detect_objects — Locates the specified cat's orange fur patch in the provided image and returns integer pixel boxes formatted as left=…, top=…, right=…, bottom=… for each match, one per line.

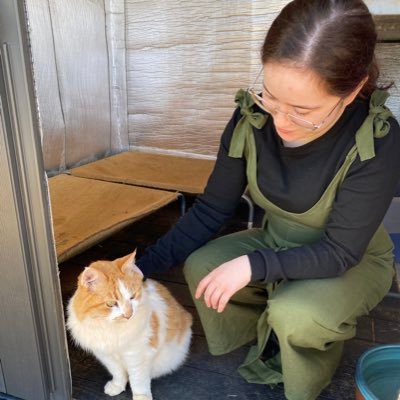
left=149, top=312, right=159, bottom=348
left=154, top=282, right=193, bottom=344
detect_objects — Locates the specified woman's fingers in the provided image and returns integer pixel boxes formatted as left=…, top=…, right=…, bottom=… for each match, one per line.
left=195, top=274, right=211, bottom=300
left=217, top=292, right=231, bottom=313
left=195, top=272, right=224, bottom=309
left=194, top=255, right=252, bottom=312
left=198, top=277, right=231, bottom=311
left=203, top=281, right=219, bottom=308
left=209, top=286, right=224, bottom=310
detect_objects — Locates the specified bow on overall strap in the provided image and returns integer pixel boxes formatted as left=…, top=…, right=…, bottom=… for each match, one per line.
left=355, top=89, right=393, bottom=161
left=228, top=89, right=268, bottom=158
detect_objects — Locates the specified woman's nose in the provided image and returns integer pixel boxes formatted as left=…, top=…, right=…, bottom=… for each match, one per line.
left=272, top=108, right=293, bottom=127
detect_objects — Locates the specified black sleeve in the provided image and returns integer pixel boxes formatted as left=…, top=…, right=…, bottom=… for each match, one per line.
left=249, top=118, right=400, bottom=282
left=136, top=107, right=248, bottom=277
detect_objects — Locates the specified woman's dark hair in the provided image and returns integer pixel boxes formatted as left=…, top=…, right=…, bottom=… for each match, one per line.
left=261, top=0, right=390, bottom=98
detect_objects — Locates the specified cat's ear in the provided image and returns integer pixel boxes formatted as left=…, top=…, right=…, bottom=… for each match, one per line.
left=121, top=250, right=143, bottom=278
left=80, top=267, right=105, bottom=291
left=115, top=249, right=137, bottom=268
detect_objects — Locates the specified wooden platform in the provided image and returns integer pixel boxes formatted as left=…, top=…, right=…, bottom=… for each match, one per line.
left=49, top=174, right=177, bottom=262
left=70, top=151, right=216, bottom=194
left=59, top=199, right=400, bottom=400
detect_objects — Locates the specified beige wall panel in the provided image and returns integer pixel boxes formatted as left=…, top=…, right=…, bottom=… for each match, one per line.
left=105, top=0, right=129, bottom=153
left=377, top=43, right=400, bottom=120
left=365, top=0, right=400, bottom=14
left=48, top=0, right=112, bottom=168
left=25, top=0, right=66, bottom=173
left=126, top=0, right=286, bottom=157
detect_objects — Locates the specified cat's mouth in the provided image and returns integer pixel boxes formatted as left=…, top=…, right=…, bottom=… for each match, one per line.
left=115, top=314, right=134, bottom=321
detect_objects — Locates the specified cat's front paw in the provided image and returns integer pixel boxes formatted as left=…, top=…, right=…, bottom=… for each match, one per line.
left=132, top=395, right=152, bottom=400
left=104, top=379, right=126, bottom=396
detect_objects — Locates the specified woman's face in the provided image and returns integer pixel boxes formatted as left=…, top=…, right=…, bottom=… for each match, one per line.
left=262, top=62, right=349, bottom=147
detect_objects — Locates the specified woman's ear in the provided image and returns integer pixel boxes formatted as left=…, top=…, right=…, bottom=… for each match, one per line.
left=343, top=76, right=369, bottom=106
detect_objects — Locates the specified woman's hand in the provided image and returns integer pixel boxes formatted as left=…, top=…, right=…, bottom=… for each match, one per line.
left=195, top=255, right=251, bottom=313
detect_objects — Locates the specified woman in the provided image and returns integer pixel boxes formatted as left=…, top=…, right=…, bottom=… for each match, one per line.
left=137, top=1, right=400, bottom=398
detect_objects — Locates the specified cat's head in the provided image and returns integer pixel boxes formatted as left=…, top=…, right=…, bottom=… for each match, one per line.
left=72, top=250, right=144, bottom=321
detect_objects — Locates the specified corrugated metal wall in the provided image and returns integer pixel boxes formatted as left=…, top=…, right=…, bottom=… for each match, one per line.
left=377, top=43, right=400, bottom=117
left=125, top=0, right=400, bottom=158
left=26, top=0, right=128, bottom=174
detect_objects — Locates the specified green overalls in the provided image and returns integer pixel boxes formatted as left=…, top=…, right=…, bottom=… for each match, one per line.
left=183, top=90, right=395, bottom=400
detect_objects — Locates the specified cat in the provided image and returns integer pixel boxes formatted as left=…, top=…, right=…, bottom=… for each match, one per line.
left=67, top=250, right=193, bottom=400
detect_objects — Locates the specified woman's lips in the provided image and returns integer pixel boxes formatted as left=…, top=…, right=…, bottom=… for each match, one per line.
left=276, top=127, right=294, bottom=135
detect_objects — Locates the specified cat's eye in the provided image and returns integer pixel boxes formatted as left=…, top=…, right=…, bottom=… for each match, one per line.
left=130, top=294, right=136, bottom=300
left=106, top=300, right=117, bottom=308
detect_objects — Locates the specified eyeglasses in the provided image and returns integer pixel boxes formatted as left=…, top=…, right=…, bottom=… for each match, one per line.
left=247, top=69, right=343, bottom=131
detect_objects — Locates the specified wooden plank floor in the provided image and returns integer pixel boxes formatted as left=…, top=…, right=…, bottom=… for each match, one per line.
left=59, top=198, right=400, bottom=400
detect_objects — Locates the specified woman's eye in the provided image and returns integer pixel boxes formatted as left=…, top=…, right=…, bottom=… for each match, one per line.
left=294, top=109, right=310, bottom=116
left=106, top=300, right=117, bottom=308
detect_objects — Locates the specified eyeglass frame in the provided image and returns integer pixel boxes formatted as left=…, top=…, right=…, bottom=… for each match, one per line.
left=247, top=69, right=344, bottom=131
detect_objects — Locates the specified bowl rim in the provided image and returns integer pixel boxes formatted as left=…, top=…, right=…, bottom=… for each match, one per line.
left=355, top=344, right=400, bottom=400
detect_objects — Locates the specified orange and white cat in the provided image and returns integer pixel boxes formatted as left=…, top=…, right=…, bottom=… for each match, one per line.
left=67, top=251, right=192, bottom=400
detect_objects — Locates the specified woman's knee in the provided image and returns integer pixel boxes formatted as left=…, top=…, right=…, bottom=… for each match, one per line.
left=267, top=298, right=306, bottom=335
left=183, top=246, right=213, bottom=287
left=267, top=297, right=348, bottom=349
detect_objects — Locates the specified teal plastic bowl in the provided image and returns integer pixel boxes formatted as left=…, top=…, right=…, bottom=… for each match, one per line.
left=355, top=344, right=400, bottom=400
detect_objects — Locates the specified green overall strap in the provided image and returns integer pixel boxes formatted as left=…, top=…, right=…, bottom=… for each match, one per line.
left=355, top=89, right=393, bottom=161
left=228, top=89, right=268, bottom=158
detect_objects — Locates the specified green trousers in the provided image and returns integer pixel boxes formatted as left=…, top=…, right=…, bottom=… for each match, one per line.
left=183, top=228, right=394, bottom=400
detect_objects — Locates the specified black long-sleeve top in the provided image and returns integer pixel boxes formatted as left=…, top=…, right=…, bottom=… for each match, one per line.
left=136, top=96, right=400, bottom=283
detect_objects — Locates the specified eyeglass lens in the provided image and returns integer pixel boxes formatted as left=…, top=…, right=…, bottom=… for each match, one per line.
left=250, top=91, right=317, bottom=130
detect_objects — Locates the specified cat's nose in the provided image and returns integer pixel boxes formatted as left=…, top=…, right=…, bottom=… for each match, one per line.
left=122, top=309, right=133, bottom=319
